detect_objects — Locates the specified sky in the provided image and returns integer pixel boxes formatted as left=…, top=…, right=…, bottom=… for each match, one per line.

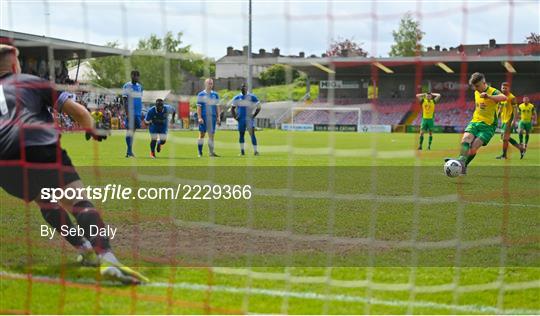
left=1, top=0, right=539, bottom=59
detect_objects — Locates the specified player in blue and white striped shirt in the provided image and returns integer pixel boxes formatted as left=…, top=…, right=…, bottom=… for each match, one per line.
left=196, top=78, right=221, bottom=157
left=231, top=84, right=261, bottom=156
left=122, top=70, right=143, bottom=158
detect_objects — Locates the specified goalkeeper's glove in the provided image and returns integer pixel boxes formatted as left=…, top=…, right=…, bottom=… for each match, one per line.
left=85, top=128, right=109, bottom=142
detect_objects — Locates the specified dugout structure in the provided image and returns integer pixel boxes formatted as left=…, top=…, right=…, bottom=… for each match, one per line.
left=0, top=29, right=129, bottom=83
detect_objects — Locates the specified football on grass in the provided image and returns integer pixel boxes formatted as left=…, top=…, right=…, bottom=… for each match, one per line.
left=444, top=159, right=462, bottom=178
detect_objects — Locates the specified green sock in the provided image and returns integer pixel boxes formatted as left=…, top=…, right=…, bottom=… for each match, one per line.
left=428, top=135, right=433, bottom=147
left=519, top=133, right=523, bottom=144
left=525, top=134, right=529, bottom=145
left=509, top=137, right=518, bottom=146
left=419, top=135, right=424, bottom=147
left=466, top=153, right=476, bottom=166
left=458, top=142, right=470, bottom=161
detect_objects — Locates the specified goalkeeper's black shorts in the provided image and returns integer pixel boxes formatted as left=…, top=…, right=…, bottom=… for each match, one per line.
left=0, top=144, right=80, bottom=202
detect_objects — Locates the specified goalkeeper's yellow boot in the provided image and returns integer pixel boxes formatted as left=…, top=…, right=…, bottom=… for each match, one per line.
left=100, top=256, right=149, bottom=284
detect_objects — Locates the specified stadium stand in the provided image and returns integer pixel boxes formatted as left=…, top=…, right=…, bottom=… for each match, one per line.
left=411, top=99, right=473, bottom=127
left=288, top=99, right=414, bottom=125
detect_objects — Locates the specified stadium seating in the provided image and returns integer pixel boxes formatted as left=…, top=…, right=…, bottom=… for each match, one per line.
left=290, top=107, right=358, bottom=125
left=289, top=99, right=414, bottom=125
left=289, top=98, right=479, bottom=127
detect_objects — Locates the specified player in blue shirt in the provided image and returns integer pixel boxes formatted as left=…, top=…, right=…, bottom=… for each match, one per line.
left=196, top=78, right=221, bottom=157
left=144, top=98, right=176, bottom=158
left=122, top=70, right=143, bottom=158
left=231, top=84, right=261, bottom=156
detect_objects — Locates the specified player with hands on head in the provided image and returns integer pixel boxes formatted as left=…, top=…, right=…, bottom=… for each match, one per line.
left=496, top=82, right=524, bottom=159
left=517, top=96, right=536, bottom=154
left=416, top=91, right=441, bottom=150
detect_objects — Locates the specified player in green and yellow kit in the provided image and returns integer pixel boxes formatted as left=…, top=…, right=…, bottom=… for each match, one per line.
left=91, top=109, right=104, bottom=129
left=416, top=92, right=441, bottom=150
left=445, top=72, right=507, bottom=175
left=518, top=96, right=537, bottom=152
left=496, top=82, right=524, bottom=159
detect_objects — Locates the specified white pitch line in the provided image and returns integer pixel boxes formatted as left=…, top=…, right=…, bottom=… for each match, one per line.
left=468, top=200, right=540, bottom=208
left=1, top=271, right=538, bottom=315
left=212, top=267, right=540, bottom=293
left=255, top=189, right=460, bottom=204
left=167, top=134, right=416, bottom=158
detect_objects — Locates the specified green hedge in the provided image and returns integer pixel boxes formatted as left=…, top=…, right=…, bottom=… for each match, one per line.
left=189, top=84, right=319, bottom=108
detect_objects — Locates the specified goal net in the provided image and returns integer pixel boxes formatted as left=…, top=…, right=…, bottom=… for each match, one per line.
left=0, top=0, right=539, bottom=315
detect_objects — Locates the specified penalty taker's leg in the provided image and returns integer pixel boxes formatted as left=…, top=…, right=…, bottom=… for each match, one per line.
left=453, top=132, right=476, bottom=175
left=458, top=142, right=471, bottom=163
left=465, top=137, right=484, bottom=167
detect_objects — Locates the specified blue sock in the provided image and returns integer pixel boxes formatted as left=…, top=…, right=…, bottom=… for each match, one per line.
left=150, top=140, right=157, bottom=153
left=197, top=139, right=204, bottom=155
left=250, top=133, right=257, bottom=146
left=239, top=131, right=246, bottom=154
left=125, top=135, right=133, bottom=154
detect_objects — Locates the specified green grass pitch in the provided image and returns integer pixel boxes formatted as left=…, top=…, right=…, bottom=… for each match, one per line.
left=1, top=130, right=539, bottom=314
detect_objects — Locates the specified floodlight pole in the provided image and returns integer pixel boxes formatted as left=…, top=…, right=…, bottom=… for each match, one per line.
left=75, top=57, right=81, bottom=82
left=247, top=0, right=253, bottom=92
